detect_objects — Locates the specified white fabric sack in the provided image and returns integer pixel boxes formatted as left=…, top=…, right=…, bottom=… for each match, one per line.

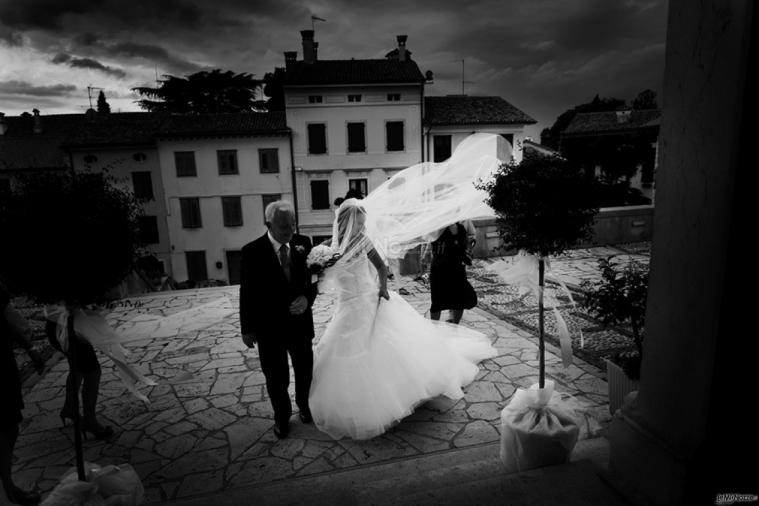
left=41, top=462, right=143, bottom=506
left=499, top=380, right=580, bottom=473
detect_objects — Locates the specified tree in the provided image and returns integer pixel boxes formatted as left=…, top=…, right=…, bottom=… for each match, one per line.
left=631, top=89, right=658, bottom=110
left=479, top=154, right=598, bottom=387
left=581, top=258, right=648, bottom=379
left=0, top=171, right=143, bottom=306
left=0, top=170, right=144, bottom=480
left=133, top=69, right=262, bottom=113
left=261, top=67, right=286, bottom=111
left=96, top=90, right=110, bottom=114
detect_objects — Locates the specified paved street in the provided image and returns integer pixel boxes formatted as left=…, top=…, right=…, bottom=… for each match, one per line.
left=13, top=245, right=648, bottom=504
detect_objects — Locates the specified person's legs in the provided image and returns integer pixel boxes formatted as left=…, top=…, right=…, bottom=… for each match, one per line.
left=288, top=338, right=313, bottom=421
left=0, top=425, right=16, bottom=501
left=1, top=424, right=39, bottom=505
left=430, top=310, right=441, bottom=320
left=257, top=339, right=292, bottom=430
left=450, top=309, right=464, bottom=324
left=61, top=371, right=81, bottom=422
left=81, top=365, right=100, bottom=424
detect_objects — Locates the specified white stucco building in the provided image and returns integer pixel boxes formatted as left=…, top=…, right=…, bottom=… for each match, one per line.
left=155, top=113, right=292, bottom=284
left=283, top=32, right=426, bottom=241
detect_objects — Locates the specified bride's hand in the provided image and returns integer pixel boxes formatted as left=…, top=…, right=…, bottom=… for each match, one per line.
left=379, top=286, right=390, bottom=300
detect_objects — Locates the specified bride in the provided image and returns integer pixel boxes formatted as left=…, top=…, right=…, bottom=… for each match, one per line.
left=309, top=198, right=498, bottom=440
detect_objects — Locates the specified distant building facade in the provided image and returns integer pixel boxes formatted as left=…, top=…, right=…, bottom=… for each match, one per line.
left=561, top=109, right=661, bottom=202
left=1, top=33, right=538, bottom=286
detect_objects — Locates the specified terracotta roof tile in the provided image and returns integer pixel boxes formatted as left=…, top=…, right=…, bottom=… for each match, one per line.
left=424, top=96, right=536, bottom=125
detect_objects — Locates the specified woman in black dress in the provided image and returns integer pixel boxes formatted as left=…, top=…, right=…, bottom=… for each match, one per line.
left=1, top=281, right=43, bottom=505
left=429, top=222, right=478, bottom=324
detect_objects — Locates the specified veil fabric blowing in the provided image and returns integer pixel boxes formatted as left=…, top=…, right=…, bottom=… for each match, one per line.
left=358, top=132, right=505, bottom=261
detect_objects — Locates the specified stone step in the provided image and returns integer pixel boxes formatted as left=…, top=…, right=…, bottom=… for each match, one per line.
left=159, top=437, right=629, bottom=506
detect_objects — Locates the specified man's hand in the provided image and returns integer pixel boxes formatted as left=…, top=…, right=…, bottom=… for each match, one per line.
left=289, top=296, right=308, bottom=315
left=242, top=333, right=258, bottom=348
left=28, top=349, right=45, bottom=374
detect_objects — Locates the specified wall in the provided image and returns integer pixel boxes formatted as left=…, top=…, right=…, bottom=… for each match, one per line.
left=286, top=84, right=423, bottom=235
left=157, top=135, right=292, bottom=282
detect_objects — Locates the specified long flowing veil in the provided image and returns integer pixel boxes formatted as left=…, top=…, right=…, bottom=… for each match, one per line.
left=361, top=133, right=504, bottom=260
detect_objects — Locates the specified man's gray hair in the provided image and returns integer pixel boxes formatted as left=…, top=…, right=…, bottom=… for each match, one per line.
left=264, top=200, right=296, bottom=223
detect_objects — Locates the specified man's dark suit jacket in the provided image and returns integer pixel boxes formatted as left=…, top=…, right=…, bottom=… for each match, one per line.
left=239, top=233, right=316, bottom=339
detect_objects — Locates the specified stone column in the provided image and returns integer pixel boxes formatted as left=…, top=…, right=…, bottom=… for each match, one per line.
left=607, top=1, right=756, bottom=505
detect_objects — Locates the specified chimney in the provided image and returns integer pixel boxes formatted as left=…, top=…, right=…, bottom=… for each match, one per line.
left=284, top=51, right=297, bottom=69
left=397, top=35, right=408, bottom=62
left=0, top=113, right=7, bottom=136
left=32, top=108, right=42, bottom=134
left=301, top=30, right=315, bottom=64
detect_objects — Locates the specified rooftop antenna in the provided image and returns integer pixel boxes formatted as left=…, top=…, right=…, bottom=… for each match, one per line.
left=311, top=14, right=326, bottom=33
left=461, top=59, right=474, bottom=95
left=87, top=85, right=103, bottom=109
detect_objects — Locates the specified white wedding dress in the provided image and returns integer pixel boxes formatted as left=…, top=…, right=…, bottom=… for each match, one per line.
left=309, top=254, right=497, bottom=440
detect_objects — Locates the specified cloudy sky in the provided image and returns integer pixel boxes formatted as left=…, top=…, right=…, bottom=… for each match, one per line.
left=0, top=0, right=668, bottom=139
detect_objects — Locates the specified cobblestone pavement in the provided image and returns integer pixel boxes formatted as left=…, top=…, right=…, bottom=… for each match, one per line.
left=13, top=244, right=648, bottom=504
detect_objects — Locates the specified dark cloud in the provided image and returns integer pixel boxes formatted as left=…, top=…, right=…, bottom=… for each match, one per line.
left=0, top=80, right=78, bottom=97
left=68, top=57, right=127, bottom=78
left=51, top=52, right=127, bottom=78
left=104, top=42, right=200, bottom=74
left=0, top=0, right=91, bottom=30
left=0, top=0, right=667, bottom=132
left=0, top=26, right=23, bottom=46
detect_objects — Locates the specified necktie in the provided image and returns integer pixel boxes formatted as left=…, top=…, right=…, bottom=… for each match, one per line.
left=279, top=244, right=291, bottom=281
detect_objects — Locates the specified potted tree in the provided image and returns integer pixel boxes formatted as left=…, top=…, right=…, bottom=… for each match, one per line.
left=479, top=152, right=599, bottom=472
left=0, top=171, right=144, bottom=482
left=581, top=257, right=648, bottom=414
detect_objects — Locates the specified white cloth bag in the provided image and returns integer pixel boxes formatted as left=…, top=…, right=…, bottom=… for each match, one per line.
left=499, top=380, right=580, bottom=473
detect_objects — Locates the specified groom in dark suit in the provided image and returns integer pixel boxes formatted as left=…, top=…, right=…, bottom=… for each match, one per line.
left=240, top=200, right=317, bottom=438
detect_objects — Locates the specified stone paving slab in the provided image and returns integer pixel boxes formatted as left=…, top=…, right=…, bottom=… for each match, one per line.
left=11, top=246, right=651, bottom=504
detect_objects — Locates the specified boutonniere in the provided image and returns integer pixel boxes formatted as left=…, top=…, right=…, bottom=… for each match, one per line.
left=294, top=245, right=306, bottom=255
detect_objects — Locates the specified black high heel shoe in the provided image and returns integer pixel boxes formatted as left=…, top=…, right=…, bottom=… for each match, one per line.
left=81, top=420, right=114, bottom=441
left=59, top=409, right=77, bottom=427
left=8, top=485, right=41, bottom=506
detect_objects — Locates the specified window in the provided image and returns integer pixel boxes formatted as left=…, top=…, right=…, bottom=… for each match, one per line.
left=387, top=93, right=401, bottom=102
left=175, top=151, right=197, bottom=177
left=259, top=149, right=280, bottom=173
left=261, top=194, right=282, bottom=222
left=137, top=216, right=160, bottom=244
left=221, top=196, right=243, bottom=227
left=386, top=121, right=405, bottom=152
left=312, top=235, right=333, bottom=247
left=226, top=250, right=242, bottom=285
left=131, top=171, right=154, bottom=200
left=132, top=152, right=147, bottom=162
left=348, top=94, right=362, bottom=102
left=310, top=180, right=330, bottom=210
left=84, top=154, right=98, bottom=164
left=307, top=123, right=327, bottom=155
left=433, top=135, right=452, bottom=162
left=347, top=122, right=366, bottom=153
left=185, top=251, right=208, bottom=282
left=349, top=178, right=368, bottom=198
left=308, top=95, right=323, bottom=104
left=180, top=197, right=202, bottom=228
left=217, top=150, right=238, bottom=175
